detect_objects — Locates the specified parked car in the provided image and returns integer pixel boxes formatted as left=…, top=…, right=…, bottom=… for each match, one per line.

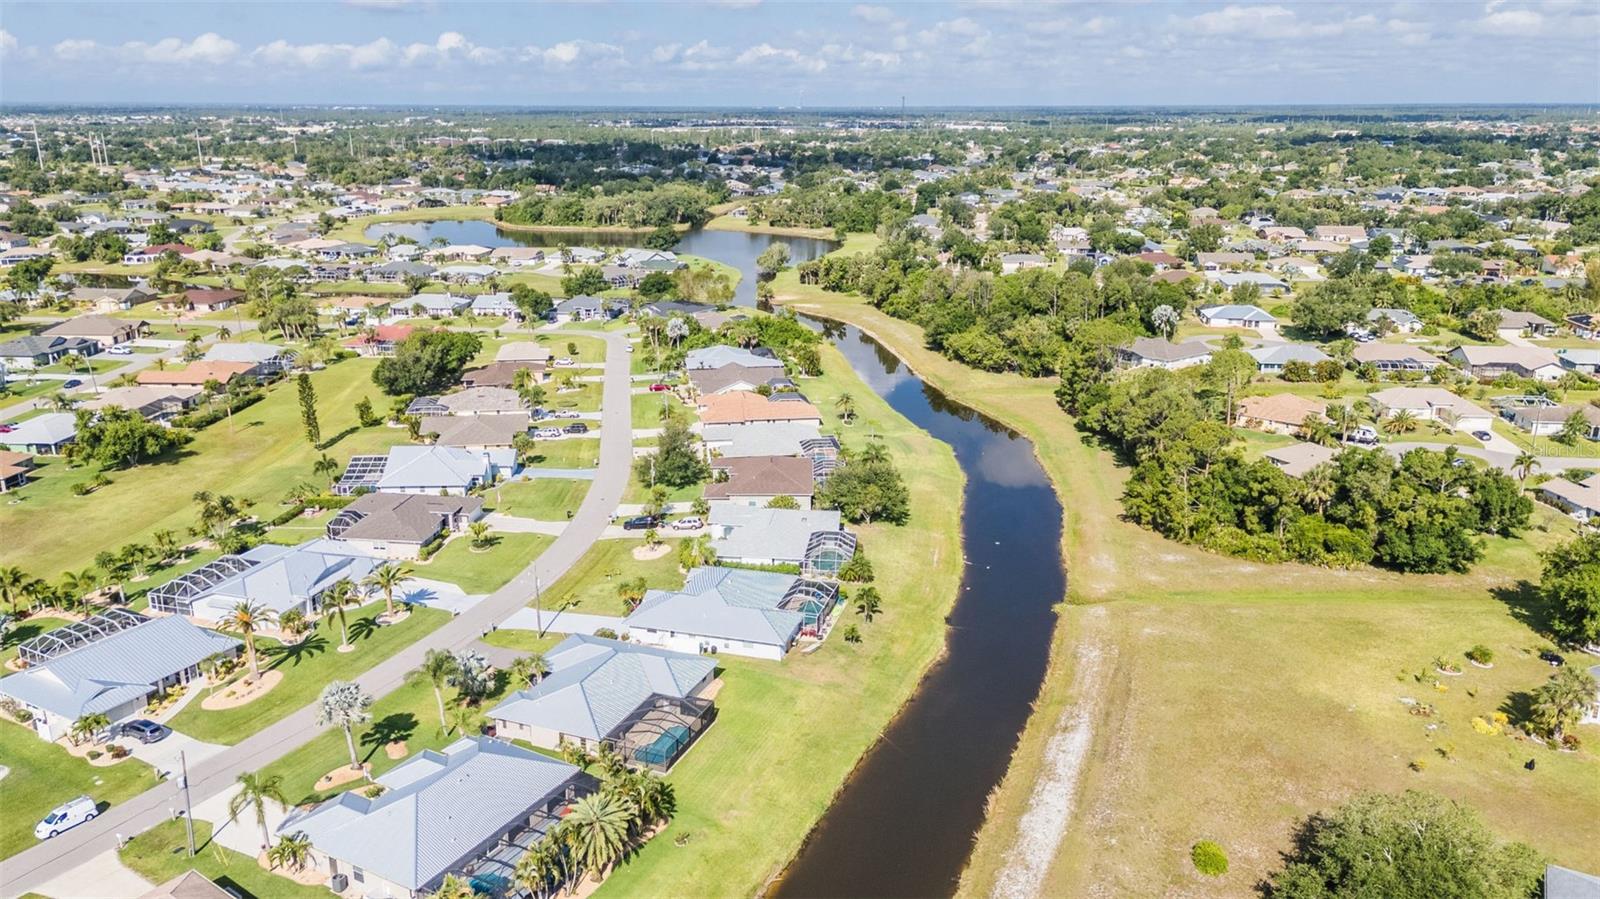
left=554, top=357, right=576, bottom=367
left=119, top=719, right=169, bottom=744
left=551, top=410, right=581, bottom=419
left=0, top=424, right=14, bottom=434
left=62, top=379, right=82, bottom=389
left=107, top=345, right=133, bottom=356
left=1540, top=650, right=1565, bottom=667
left=35, top=796, right=97, bottom=839
left=534, top=427, right=564, bottom=439
left=563, top=422, right=589, bottom=434
left=622, top=515, right=662, bottom=530
left=1471, top=430, right=1492, bottom=441
left=649, top=383, right=672, bottom=392
left=626, top=344, right=635, bottom=353
left=671, top=516, right=704, bottom=530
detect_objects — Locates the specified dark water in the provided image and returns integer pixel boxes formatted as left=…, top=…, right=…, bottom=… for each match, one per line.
left=362, top=219, right=835, bottom=307
left=772, top=319, right=1066, bottom=899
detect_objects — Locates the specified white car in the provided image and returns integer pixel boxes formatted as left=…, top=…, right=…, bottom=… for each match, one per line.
left=36, top=796, right=97, bottom=839
left=107, top=345, right=133, bottom=356
left=554, top=357, right=576, bottom=367
left=551, top=410, right=581, bottom=419
left=534, top=428, right=564, bottom=439
left=626, top=345, right=635, bottom=353
left=671, top=516, right=704, bottom=530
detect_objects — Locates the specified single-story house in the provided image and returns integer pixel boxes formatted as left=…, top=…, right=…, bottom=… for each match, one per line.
left=487, top=635, right=716, bottom=769
left=1495, top=309, right=1557, bottom=338
left=1447, top=345, right=1563, bottom=382
left=364, top=260, right=437, bottom=284
left=551, top=295, right=616, bottom=323
left=436, top=264, right=497, bottom=285
left=460, top=361, right=546, bottom=389
left=685, top=345, right=785, bottom=372
left=1263, top=442, right=1339, bottom=477
left=1114, top=337, right=1212, bottom=370
left=1000, top=253, right=1048, bottom=275
left=1556, top=348, right=1600, bottom=376
left=1351, top=343, right=1446, bottom=374
left=1197, top=304, right=1278, bottom=330
left=700, top=422, right=833, bottom=460
left=401, top=293, right=471, bottom=318
left=1247, top=343, right=1330, bottom=373
left=147, top=538, right=386, bottom=622
left=421, top=414, right=531, bottom=450
left=628, top=567, right=837, bottom=660
left=343, top=324, right=414, bottom=357
left=1368, top=387, right=1494, bottom=430
left=135, top=360, right=256, bottom=388
left=70, top=286, right=159, bottom=312
left=1367, top=308, right=1423, bottom=333
left=0, top=450, right=34, bottom=493
left=704, top=455, right=817, bottom=508
left=708, top=502, right=856, bottom=575
left=2, top=412, right=77, bottom=455
left=80, top=385, right=202, bottom=422
left=409, top=387, right=526, bottom=417
left=0, top=612, right=239, bottom=742
left=1195, top=251, right=1255, bottom=271
left=494, top=342, right=554, bottom=364
left=278, top=736, right=587, bottom=899
left=1505, top=403, right=1581, bottom=437
left=488, top=247, right=545, bottom=267
left=0, top=335, right=99, bottom=370
left=336, top=444, right=508, bottom=495
left=1204, top=272, right=1289, bottom=293
left=688, top=363, right=791, bottom=396
left=469, top=292, right=519, bottom=319
left=182, top=289, right=245, bottom=313
left=204, top=342, right=295, bottom=375
left=122, top=243, right=195, bottom=265
left=1313, top=225, right=1367, bottom=243
left=697, top=391, right=822, bottom=427
left=41, top=315, right=148, bottom=349
left=1537, top=475, right=1600, bottom=522
left=1236, top=394, right=1327, bottom=435
left=325, top=492, right=484, bottom=560
left=1565, top=313, right=1600, bottom=341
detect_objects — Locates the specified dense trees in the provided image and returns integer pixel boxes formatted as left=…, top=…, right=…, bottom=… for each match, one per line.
left=634, top=418, right=708, bottom=489
left=372, top=330, right=483, bottom=395
left=1536, top=533, right=1600, bottom=647
left=498, top=182, right=718, bottom=229
left=70, top=408, right=192, bottom=468
left=816, top=444, right=910, bottom=525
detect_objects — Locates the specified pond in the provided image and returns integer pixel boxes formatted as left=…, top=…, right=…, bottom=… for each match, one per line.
left=361, top=219, right=836, bottom=307
left=770, top=319, right=1067, bottom=898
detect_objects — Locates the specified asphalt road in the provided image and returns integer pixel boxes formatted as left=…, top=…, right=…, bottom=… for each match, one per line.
left=0, top=328, right=635, bottom=897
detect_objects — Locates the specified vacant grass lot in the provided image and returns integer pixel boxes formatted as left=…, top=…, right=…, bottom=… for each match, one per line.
left=121, top=819, right=326, bottom=899
left=165, top=602, right=447, bottom=745
left=631, top=391, right=690, bottom=429
left=488, top=478, right=590, bottom=521
left=769, top=265, right=1600, bottom=895
left=0, top=358, right=408, bottom=576
left=533, top=537, right=686, bottom=617
left=544, top=381, right=602, bottom=413
left=0, top=721, right=160, bottom=860
left=418, top=532, right=554, bottom=594
left=521, top=437, right=600, bottom=469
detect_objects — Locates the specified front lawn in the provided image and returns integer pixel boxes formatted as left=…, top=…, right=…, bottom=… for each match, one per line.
left=537, top=333, right=606, bottom=365
left=0, top=721, right=160, bottom=860
left=520, top=437, right=600, bottom=469
left=487, top=479, right=590, bottom=521
left=544, top=381, right=602, bottom=413
left=165, top=602, right=448, bottom=745
left=631, top=391, right=690, bottom=430
left=121, top=819, right=326, bottom=899
left=418, top=532, right=554, bottom=594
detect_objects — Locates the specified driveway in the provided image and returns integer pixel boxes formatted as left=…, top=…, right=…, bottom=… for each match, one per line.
left=0, top=329, right=638, bottom=898
left=28, top=848, right=151, bottom=899
left=189, top=781, right=295, bottom=858
left=114, top=730, right=228, bottom=782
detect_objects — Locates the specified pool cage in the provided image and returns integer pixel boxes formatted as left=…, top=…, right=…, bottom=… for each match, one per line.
left=17, top=608, right=149, bottom=666
left=603, top=694, right=717, bottom=773
left=801, top=530, right=858, bottom=580
left=325, top=506, right=367, bottom=539
left=147, top=556, right=257, bottom=615
left=780, top=579, right=841, bottom=636
left=449, top=773, right=600, bottom=899
left=405, top=395, right=449, bottom=416
left=334, top=454, right=388, bottom=495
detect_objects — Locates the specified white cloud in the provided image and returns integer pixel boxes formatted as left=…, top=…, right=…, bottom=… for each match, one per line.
left=52, top=32, right=240, bottom=66
left=523, top=39, right=624, bottom=69
left=734, top=43, right=826, bottom=73
left=852, top=4, right=896, bottom=24
left=0, top=29, right=17, bottom=60
left=1478, top=8, right=1544, bottom=34
left=1387, top=18, right=1431, bottom=46
left=1185, top=5, right=1376, bottom=39
left=1082, top=16, right=1113, bottom=35
left=254, top=37, right=399, bottom=70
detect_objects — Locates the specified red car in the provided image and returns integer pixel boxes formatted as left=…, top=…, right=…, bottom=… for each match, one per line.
left=649, top=383, right=672, bottom=392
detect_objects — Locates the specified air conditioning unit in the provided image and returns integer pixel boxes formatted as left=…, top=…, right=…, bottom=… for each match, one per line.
left=328, top=873, right=348, bottom=892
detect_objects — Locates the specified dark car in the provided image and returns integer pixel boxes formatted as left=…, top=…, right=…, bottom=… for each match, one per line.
left=120, top=719, right=169, bottom=743
left=564, top=422, right=589, bottom=434
left=1539, top=650, right=1565, bottom=667
left=622, top=515, right=662, bottom=530
left=63, top=379, right=83, bottom=389
left=1471, top=430, right=1493, bottom=441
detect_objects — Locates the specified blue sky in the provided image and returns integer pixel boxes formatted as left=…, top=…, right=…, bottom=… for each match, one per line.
left=1, top=1, right=1596, bottom=107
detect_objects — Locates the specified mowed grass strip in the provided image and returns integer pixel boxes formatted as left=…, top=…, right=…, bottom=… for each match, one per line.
left=488, top=478, right=591, bottom=521
left=121, top=819, right=327, bottom=899
left=0, top=721, right=160, bottom=860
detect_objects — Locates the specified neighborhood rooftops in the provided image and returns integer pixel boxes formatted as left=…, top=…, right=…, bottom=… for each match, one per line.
left=328, top=492, right=483, bottom=545
left=698, top=391, right=822, bottom=426
left=629, top=567, right=809, bottom=650
left=1263, top=442, right=1339, bottom=477
left=705, top=455, right=816, bottom=503
left=685, top=345, right=785, bottom=371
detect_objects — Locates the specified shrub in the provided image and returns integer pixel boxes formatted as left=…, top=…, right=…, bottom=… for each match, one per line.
left=1191, top=840, right=1228, bottom=877
left=87, top=750, right=102, bottom=761
left=593, top=627, right=619, bottom=640
left=1466, top=644, right=1494, bottom=665
left=839, top=552, right=875, bottom=583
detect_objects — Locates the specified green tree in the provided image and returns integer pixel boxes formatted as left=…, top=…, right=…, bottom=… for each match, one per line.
left=559, top=791, right=635, bottom=885
left=854, top=585, right=883, bottom=622
left=70, top=712, right=111, bottom=746
left=362, top=561, right=412, bottom=619
left=561, top=266, right=610, bottom=297
left=372, top=330, right=484, bottom=395
left=643, top=223, right=680, bottom=251
left=228, top=770, right=289, bottom=850
left=634, top=417, right=708, bottom=488
left=411, top=648, right=460, bottom=732
left=223, top=601, right=275, bottom=683
left=267, top=832, right=313, bottom=872
left=756, top=243, right=791, bottom=274
left=509, top=653, right=550, bottom=689
left=1538, top=531, right=1600, bottom=645
left=296, top=377, right=321, bottom=449
left=1529, top=666, right=1599, bottom=743
left=322, top=577, right=359, bottom=651
left=817, top=446, right=910, bottom=524
left=317, top=680, right=374, bottom=772
left=72, top=407, right=191, bottom=468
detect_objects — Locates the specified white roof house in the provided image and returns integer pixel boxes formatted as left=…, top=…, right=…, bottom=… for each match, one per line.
left=374, top=445, right=505, bottom=494
left=1, top=412, right=77, bottom=455
left=1367, top=387, right=1493, bottom=427
left=684, top=346, right=785, bottom=371
left=279, top=736, right=584, bottom=898
left=146, top=539, right=386, bottom=622
left=708, top=503, right=853, bottom=571
left=1197, top=304, right=1278, bottom=328
left=1247, top=343, right=1329, bottom=371
left=626, top=567, right=830, bottom=661
left=204, top=342, right=295, bottom=371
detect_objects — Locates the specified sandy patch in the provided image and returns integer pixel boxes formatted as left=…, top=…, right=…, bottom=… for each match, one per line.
left=314, top=763, right=371, bottom=791
left=201, top=669, right=284, bottom=710
left=695, top=677, right=725, bottom=702
left=632, top=543, right=672, bottom=561
left=385, top=741, right=409, bottom=759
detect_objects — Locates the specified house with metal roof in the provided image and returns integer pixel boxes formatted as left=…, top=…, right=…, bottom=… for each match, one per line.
left=1246, top=342, right=1330, bottom=373
left=685, top=345, right=785, bottom=371
left=487, top=635, right=715, bottom=770
left=2, top=412, right=78, bottom=455
left=147, top=539, right=386, bottom=621
left=336, top=445, right=508, bottom=496
left=408, top=387, right=525, bottom=417
left=0, top=612, right=239, bottom=741
left=41, top=314, right=149, bottom=348
left=1447, top=345, right=1563, bottom=382
left=699, top=421, right=835, bottom=461
left=626, top=567, right=839, bottom=661
left=278, top=736, right=588, bottom=899
left=708, top=502, right=856, bottom=576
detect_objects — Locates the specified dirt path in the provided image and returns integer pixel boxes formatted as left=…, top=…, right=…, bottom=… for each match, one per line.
left=990, top=606, right=1114, bottom=899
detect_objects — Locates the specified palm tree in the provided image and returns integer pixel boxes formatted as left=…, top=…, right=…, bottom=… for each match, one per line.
left=854, top=586, right=883, bottom=623
left=362, top=562, right=412, bottom=620
left=1301, top=463, right=1337, bottom=515
left=1513, top=451, right=1540, bottom=485
left=323, top=578, right=358, bottom=651
left=676, top=535, right=716, bottom=570
left=616, top=577, right=648, bottom=614
left=411, top=648, right=459, bottom=732
left=468, top=520, right=493, bottom=549
left=429, top=874, right=476, bottom=899
left=316, top=680, right=374, bottom=772
left=834, top=392, right=856, bottom=424
left=152, top=529, right=181, bottom=565
left=267, top=831, right=312, bottom=872
left=0, top=566, right=28, bottom=614
left=1530, top=666, right=1598, bottom=743
left=593, top=742, right=627, bottom=782
left=612, top=770, right=675, bottom=831
left=448, top=702, right=481, bottom=737
left=224, top=601, right=275, bottom=683
left=512, top=838, right=566, bottom=899
left=509, top=653, right=550, bottom=689
left=70, top=712, right=111, bottom=746
left=313, top=454, right=340, bottom=484
left=1383, top=409, right=1419, bottom=435
left=59, top=568, right=100, bottom=616
left=228, top=770, right=288, bottom=850
left=558, top=791, right=635, bottom=885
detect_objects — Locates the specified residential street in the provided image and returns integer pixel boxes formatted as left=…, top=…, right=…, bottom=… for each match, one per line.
left=0, top=329, right=636, bottom=898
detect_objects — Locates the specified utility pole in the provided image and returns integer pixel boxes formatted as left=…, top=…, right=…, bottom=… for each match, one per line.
left=533, top=574, right=543, bottom=636
left=30, top=122, right=44, bottom=166
left=178, top=751, right=196, bottom=857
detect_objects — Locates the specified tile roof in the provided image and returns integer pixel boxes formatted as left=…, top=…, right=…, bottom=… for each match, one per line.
left=136, top=361, right=255, bottom=386
left=698, top=391, right=822, bottom=426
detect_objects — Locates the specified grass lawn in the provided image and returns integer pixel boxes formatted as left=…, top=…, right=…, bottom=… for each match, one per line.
left=0, top=357, right=409, bottom=576
left=701, top=214, right=837, bottom=240
left=544, top=381, right=602, bottom=413
left=488, top=479, right=590, bottom=521
left=631, top=391, right=690, bottom=430
left=521, top=437, right=600, bottom=469
left=531, top=537, right=687, bottom=617
left=479, top=628, right=563, bottom=654
left=34, top=358, right=124, bottom=375
left=121, top=819, right=326, bottom=899
left=165, top=602, right=448, bottom=745
left=417, top=532, right=554, bottom=594
left=0, top=721, right=161, bottom=860
left=621, top=466, right=702, bottom=505
left=767, top=258, right=1600, bottom=895
left=539, top=333, right=606, bottom=365
left=1, top=378, right=64, bottom=408
left=1494, top=419, right=1600, bottom=459
left=0, top=615, right=73, bottom=667
left=593, top=337, right=965, bottom=897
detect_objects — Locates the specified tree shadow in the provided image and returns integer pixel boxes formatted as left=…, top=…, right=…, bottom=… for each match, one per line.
left=2, top=622, right=45, bottom=650
left=265, top=634, right=328, bottom=669
left=1498, top=689, right=1538, bottom=733
left=348, top=615, right=381, bottom=643
left=318, top=426, right=359, bottom=451
left=1488, top=580, right=1555, bottom=639
left=360, top=712, right=417, bottom=762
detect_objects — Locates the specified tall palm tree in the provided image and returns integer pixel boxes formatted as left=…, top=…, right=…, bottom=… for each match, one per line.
left=362, top=562, right=411, bottom=619
left=509, top=653, right=550, bottom=689
left=228, top=770, right=288, bottom=850
left=224, top=601, right=275, bottom=683
left=410, top=649, right=459, bottom=732
left=322, top=578, right=358, bottom=651
left=558, top=791, right=635, bottom=885
left=834, top=392, right=856, bottom=423
left=0, top=566, right=28, bottom=614
left=854, top=586, right=883, bottom=623
left=1530, top=666, right=1598, bottom=743
left=312, top=454, right=340, bottom=484
left=1513, top=451, right=1540, bottom=485
left=151, top=529, right=181, bottom=565
left=612, top=771, right=675, bottom=831
left=316, top=680, right=373, bottom=772
left=1301, top=464, right=1337, bottom=515
left=59, top=568, right=100, bottom=617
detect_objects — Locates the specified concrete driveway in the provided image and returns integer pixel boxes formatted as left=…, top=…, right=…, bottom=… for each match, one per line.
left=189, top=781, right=294, bottom=858
left=29, top=848, right=151, bottom=899
left=114, top=730, right=228, bottom=782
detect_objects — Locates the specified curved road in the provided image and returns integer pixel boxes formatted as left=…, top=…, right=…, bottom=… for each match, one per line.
left=0, top=328, right=635, bottom=898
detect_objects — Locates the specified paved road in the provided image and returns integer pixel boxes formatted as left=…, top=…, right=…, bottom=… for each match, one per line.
left=0, top=329, right=635, bottom=898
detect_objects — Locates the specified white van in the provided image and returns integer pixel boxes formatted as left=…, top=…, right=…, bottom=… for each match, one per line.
left=36, top=795, right=97, bottom=839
